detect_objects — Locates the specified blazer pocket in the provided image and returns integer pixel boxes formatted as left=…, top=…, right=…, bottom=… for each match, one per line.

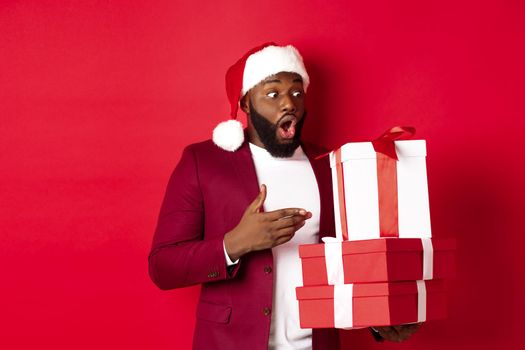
left=196, top=300, right=232, bottom=324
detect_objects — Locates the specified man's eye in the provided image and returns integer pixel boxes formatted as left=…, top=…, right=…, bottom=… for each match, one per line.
left=267, top=92, right=278, bottom=98
left=292, top=91, right=303, bottom=97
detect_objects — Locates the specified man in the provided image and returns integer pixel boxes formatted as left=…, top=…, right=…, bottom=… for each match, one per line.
left=148, top=43, right=420, bottom=349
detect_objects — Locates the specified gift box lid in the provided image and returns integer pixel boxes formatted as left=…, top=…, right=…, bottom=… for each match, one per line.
left=330, top=140, right=426, bottom=165
left=296, top=280, right=445, bottom=300
left=299, top=238, right=456, bottom=259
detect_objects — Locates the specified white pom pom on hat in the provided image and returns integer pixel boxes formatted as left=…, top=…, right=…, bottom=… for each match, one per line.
left=212, top=119, right=245, bottom=152
left=212, top=42, right=310, bottom=152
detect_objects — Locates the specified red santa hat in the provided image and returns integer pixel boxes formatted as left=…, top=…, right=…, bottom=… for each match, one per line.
left=212, top=42, right=310, bottom=152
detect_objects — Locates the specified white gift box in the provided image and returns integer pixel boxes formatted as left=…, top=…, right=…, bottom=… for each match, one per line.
left=329, top=139, right=431, bottom=241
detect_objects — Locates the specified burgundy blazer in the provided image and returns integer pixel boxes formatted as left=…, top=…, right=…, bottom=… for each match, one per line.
left=148, top=136, right=340, bottom=350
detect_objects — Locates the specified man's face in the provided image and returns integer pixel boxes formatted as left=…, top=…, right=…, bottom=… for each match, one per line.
left=244, top=71, right=307, bottom=157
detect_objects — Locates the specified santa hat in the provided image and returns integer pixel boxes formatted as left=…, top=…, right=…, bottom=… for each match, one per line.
left=212, top=43, right=310, bottom=152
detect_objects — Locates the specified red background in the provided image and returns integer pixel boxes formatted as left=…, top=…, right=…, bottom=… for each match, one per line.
left=2, top=1, right=524, bottom=349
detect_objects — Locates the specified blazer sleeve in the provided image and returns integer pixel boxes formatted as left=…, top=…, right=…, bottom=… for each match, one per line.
left=148, top=145, right=240, bottom=290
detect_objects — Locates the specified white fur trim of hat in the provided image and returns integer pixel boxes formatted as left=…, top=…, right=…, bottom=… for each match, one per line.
left=242, top=45, right=310, bottom=95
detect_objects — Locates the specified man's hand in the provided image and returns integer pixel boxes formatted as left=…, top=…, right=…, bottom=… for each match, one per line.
left=224, top=184, right=312, bottom=261
left=374, top=323, right=422, bottom=342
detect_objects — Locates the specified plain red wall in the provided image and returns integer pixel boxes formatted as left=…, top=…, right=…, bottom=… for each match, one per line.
left=2, top=1, right=524, bottom=349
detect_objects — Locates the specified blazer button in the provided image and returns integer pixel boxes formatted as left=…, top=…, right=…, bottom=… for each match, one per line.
left=264, top=266, right=272, bottom=274
left=263, top=307, right=271, bottom=316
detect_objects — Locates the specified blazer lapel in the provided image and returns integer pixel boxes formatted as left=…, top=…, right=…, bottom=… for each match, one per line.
left=227, top=140, right=261, bottom=206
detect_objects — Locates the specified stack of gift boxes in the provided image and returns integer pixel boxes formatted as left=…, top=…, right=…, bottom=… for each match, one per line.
left=296, top=127, right=456, bottom=329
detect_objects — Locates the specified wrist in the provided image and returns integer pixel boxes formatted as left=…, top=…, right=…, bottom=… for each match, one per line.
left=224, top=229, right=250, bottom=261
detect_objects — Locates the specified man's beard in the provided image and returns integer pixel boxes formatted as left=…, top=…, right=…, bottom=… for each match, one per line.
left=249, top=101, right=306, bottom=158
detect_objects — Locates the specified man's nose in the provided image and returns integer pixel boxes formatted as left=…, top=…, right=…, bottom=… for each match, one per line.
left=281, top=93, right=297, bottom=113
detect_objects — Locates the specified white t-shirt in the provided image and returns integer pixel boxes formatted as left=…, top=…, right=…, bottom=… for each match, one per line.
left=250, top=142, right=321, bottom=350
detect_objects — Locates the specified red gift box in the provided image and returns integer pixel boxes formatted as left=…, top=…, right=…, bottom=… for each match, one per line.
left=296, top=280, right=447, bottom=329
left=300, top=238, right=455, bottom=285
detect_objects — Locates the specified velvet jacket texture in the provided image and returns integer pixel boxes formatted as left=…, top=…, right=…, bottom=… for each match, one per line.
left=148, top=136, right=342, bottom=349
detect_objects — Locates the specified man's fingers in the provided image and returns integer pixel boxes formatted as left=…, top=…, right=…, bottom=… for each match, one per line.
left=376, top=327, right=394, bottom=339
left=399, top=323, right=421, bottom=337
left=272, top=231, right=296, bottom=247
left=267, top=219, right=307, bottom=248
left=271, top=214, right=307, bottom=230
left=250, top=184, right=267, bottom=213
left=274, top=221, right=305, bottom=238
left=378, top=326, right=399, bottom=337
left=377, top=324, right=421, bottom=343
left=392, top=325, right=404, bottom=333
left=264, top=208, right=309, bottom=221
left=377, top=327, right=401, bottom=342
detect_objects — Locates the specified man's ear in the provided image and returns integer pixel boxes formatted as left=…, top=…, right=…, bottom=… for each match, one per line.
left=240, top=94, right=250, bottom=114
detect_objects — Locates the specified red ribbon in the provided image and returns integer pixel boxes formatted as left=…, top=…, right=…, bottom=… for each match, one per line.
left=335, top=149, right=349, bottom=241
left=376, top=151, right=400, bottom=237
left=373, top=126, right=415, bottom=237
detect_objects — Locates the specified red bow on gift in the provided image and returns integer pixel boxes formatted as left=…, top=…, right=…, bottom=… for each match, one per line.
left=371, top=126, right=416, bottom=160
left=315, top=126, right=416, bottom=161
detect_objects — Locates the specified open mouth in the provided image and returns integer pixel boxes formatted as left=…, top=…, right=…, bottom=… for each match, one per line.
left=277, top=114, right=297, bottom=140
